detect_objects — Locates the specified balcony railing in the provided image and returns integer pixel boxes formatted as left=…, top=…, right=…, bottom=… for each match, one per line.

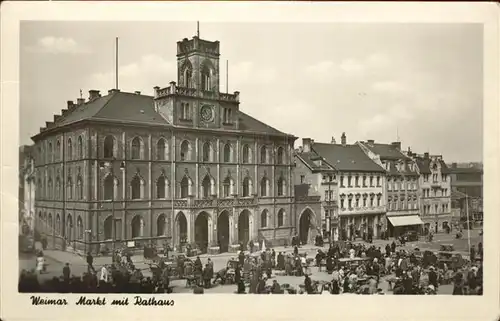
left=155, top=85, right=239, bottom=102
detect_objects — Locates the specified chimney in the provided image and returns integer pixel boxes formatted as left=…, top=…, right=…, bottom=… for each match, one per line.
left=77, top=98, right=85, bottom=105
left=134, top=91, right=141, bottom=95
left=67, top=100, right=74, bottom=110
left=331, top=136, right=336, bottom=144
left=108, top=89, right=121, bottom=95
left=391, top=142, right=401, bottom=150
left=302, top=138, right=312, bottom=153
left=407, top=146, right=412, bottom=157
left=234, top=91, right=240, bottom=101
left=452, top=162, right=458, bottom=169
left=367, top=139, right=374, bottom=144
left=424, top=152, right=429, bottom=159
left=341, top=132, right=346, bottom=146
left=88, top=90, right=100, bottom=101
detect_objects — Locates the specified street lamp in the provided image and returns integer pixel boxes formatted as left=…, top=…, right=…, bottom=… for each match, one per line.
left=99, top=160, right=125, bottom=262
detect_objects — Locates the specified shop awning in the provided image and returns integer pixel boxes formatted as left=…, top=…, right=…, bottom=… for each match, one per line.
left=387, top=215, right=424, bottom=227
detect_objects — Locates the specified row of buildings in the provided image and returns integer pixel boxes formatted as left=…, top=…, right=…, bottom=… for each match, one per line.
left=20, top=32, right=483, bottom=254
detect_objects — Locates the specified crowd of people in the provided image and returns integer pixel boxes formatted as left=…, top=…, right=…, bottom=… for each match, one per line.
left=19, top=235, right=483, bottom=295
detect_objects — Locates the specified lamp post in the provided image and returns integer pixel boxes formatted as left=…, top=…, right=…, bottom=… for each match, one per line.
left=99, top=160, right=125, bottom=262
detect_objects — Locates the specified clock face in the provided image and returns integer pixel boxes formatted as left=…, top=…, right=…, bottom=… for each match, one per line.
left=200, top=105, right=214, bottom=122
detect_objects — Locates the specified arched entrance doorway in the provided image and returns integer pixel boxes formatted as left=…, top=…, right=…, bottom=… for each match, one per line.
left=175, top=212, right=188, bottom=246
left=217, top=211, right=230, bottom=253
left=299, top=209, right=313, bottom=245
left=195, top=212, right=209, bottom=253
left=131, top=215, right=143, bottom=238
left=238, top=210, right=250, bottom=249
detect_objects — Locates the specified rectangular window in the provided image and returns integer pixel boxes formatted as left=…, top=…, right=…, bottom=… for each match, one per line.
left=363, top=176, right=367, bottom=187
left=340, top=176, right=344, bottom=187
left=370, top=176, right=374, bottom=187
left=355, top=176, right=359, bottom=187
left=376, top=176, right=381, bottom=187
left=347, top=176, right=352, bottom=187
left=300, top=175, right=305, bottom=184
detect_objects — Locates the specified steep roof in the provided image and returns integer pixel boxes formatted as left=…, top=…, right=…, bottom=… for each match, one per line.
left=448, top=166, right=482, bottom=174
left=294, top=151, right=335, bottom=172
left=312, top=143, right=385, bottom=173
left=414, top=157, right=431, bottom=174
left=238, top=111, right=288, bottom=136
left=361, top=142, right=409, bottom=160
left=439, top=160, right=451, bottom=174
left=32, top=91, right=292, bottom=141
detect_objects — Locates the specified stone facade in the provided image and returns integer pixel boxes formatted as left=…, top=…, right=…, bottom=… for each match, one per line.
left=31, top=34, right=318, bottom=254
left=19, top=145, right=36, bottom=233
left=412, top=153, right=452, bottom=234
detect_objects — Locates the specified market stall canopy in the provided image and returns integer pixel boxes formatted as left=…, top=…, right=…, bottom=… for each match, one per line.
left=387, top=215, right=424, bottom=227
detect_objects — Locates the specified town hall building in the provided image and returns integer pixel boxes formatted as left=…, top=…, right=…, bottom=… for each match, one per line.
left=32, top=33, right=320, bottom=255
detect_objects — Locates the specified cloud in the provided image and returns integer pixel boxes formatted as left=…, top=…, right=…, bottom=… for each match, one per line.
left=230, top=61, right=277, bottom=87
left=87, top=54, right=176, bottom=95
left=26, top=37, right=91, bottom=54
left=371, top=81, right=410, bottom=93
left=339, top=58, right=364, bottom=74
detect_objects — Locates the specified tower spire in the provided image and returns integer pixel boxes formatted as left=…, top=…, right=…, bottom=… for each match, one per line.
left=197, top=21, right=200, bottom=38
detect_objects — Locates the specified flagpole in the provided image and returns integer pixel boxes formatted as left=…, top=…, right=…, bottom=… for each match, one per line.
left=115, top=37, right=119, bottom=90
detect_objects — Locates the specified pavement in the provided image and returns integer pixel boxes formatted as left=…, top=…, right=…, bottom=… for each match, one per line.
left=21, top=231, right=480, bottom=294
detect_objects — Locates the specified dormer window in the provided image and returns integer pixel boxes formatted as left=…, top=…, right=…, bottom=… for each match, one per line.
left=180, top=103, right=191, bottom=120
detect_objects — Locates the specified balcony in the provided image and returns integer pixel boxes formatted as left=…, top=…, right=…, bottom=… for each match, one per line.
left=339, top=206, right=386, bottom=215
left=155, top=85, right=239, bottom=102
left=431, top=181, right=441, bottom=188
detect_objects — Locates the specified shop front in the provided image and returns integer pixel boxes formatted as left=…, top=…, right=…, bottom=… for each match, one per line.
left=387, top=215, right=424, bottom=239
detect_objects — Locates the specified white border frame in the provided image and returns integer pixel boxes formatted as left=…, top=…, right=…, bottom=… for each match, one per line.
left=1, top=2, right=499, bottom=321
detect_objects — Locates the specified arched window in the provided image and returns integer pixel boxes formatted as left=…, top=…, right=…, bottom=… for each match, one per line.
left=242, top=177, right=252, bottom=197
left=202, top=142, right=211, bottom=162
left=157, top=176, right=166, bottom=199
left=260, top=145, right=268, bottom=164
left=48, top=142, right=53, bottom=162
left=67, top=138, right=73, bottom=160
left=202, top=175, right=212, bottom=198
left=131, top=176, right=142, bottom=199
left=56, top=140, right=61, bottom=161
left=180, top=140, right=190, bottom=161
left=180, top=176, right=190, bottom=198
left=131, top=137, right=142, bottom=159
left=277, top=177, right=285, bottom=196
left=47, top=178, right=53, bottom=199
left=77, top=135, right=83, bottom=158
left=103, top=135, right=114, bottom=158
left=277, top=209, right=285, bottom=227
left=261, top=210, right=268, bottom=228
left=103, top=175, right=114, bottom=200
left=104, top=216, right=113, bottom=240
left=55, top=214, right=61, bottom=235
left=77, top=216, right=83, bottom=240
left=223, top=144, right=231, bottom=162
left=67, top=176, right=73, bottom=199
left=277, top=147, right=284, bottom=165
left=223, top=176, right=233, bottom=197
left=242, top=144, right=251, bottom=163
left=260, top=177, right=269, bottom=197
left=47, top=213, right=53, bottom=232
left=201, top=65, right=211, bottom=91
left=76, top=176, right=83, bottom=200
left=157, top=214, right=167, bottom=236
left=157, top=138, right=167, bottom=160
left=185, top=68, right=193, bottom=88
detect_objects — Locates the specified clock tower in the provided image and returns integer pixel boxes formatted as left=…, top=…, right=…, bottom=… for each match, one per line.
left=154, top=34, right=240, bottom=130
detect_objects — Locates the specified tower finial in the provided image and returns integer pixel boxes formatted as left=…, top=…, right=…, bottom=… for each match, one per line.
left=197, top=21, right=200, bottom=38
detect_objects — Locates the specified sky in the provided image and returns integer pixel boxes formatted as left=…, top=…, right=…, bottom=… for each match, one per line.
left=20, top=22, right=483, bottom=162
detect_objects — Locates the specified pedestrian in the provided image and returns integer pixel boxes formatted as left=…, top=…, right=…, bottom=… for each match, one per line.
left=470, top=245, right=476, bottom=262
left=63, top=263, right=71, bottom=283
left=86, top=252, right=96, bottom=273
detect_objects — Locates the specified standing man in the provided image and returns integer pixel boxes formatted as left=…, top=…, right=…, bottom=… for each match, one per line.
left=62, top=263, right=71, bottom=283
left=86, top=252, right=96, bottom=273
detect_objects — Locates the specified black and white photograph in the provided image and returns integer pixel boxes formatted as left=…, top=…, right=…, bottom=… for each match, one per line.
left=17, top=20, right=486, bottom=295
left=1, top=2, right=499, bottom=321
